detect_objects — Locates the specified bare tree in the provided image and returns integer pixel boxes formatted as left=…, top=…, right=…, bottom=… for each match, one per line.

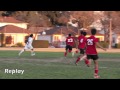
left=70, top=11, right=94, bottom=29
left=101, top=11, right=120, bottom=42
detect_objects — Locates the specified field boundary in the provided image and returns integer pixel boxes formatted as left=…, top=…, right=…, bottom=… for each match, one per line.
left=0, top=47, right=120, bottom=53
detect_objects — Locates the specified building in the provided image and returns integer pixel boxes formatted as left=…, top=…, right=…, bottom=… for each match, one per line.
left=0, top=16, right=28, bottom=29
left=0, top=25, right=33, bottom=46
left=38, top=26, right=104, bottom=48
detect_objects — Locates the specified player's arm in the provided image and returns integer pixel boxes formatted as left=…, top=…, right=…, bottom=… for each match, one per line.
left=96, top=42, right=107, bottom=51
left=33, top=36, right=35, bottom=40
left=65, top=38, right=67, bottom=45
left=84, top=38, right=87, bottom=50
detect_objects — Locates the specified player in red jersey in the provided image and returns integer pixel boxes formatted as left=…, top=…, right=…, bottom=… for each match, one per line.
left=75, top=31, right=87, bottom=65
left=86, top=28, right=107, bottom=78
left=64, top=34, right=76, bottom=57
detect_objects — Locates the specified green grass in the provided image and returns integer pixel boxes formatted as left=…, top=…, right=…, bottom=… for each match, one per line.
left=0, top=50, right=120, bottom=79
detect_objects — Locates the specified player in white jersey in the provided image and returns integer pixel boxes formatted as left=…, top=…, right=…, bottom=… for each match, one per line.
left=18, top=34, right=35, bottom=56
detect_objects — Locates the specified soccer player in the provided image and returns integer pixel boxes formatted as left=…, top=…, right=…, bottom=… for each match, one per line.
left=75, top=31, right=87, bottom=65
left=64, top=34, right=76, bottom=57
left=18, top=34, right=35, bottom=56
left=86, top=28, right=107, bottom=78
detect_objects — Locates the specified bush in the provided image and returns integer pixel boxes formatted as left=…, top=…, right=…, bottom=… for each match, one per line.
left=98, top=41, right=109, bottom=48
left=15, top=42, right=24, bottom=47
left=116, top=43, right=120, bottom=48
left=32, top=40, right=49, bottom=48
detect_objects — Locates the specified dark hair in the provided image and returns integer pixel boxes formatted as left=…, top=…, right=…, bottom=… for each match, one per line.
left=83, top=31, right=87, bottom=36
left=68, top=34, right=71, bottom=37
left=80, top=31, right=84, bottom=34
left=30, top=34, right=33, bottom=37
left=91, top=28, right=97, bottom=35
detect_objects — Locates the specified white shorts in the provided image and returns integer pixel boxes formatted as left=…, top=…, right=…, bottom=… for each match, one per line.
left=24, top=44, right=33, bottom=50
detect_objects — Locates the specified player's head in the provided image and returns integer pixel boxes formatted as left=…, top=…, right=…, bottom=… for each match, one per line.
left=83, top=31, right=87, bottom=36
left=91, top=28, right=97, bottom=35
left=30, top=34, right=33, bottom=37
left=80, top=31, right=84, bottom=35
left=68, top=34, right=71, bottom=37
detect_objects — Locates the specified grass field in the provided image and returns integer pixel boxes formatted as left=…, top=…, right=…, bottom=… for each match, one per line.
left=0, top=50, right=120, bottom=79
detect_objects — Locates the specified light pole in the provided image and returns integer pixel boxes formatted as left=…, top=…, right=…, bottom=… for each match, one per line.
left=109, top=19, right=112, bottom=49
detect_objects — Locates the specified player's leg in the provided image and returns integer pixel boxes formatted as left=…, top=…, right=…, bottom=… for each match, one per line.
left=80, top=49, right=86, bottom=61
left=75, top=49, right=81, bottom=65
left=31, top=49, right=35, bottom=56
left=92, top=55, right=100, bottom=78
left=18, top=45, right=27, bottom=56
left=64, top=45, right=68, bottom=57
left=69, top=46, right=74, bottom=57
left=18, top=49, right=25, bottom=56
left=30, top=46, right=35, bottom=56
left=85, top=55, right=91, bottom=67
left=75, top=49, right=84, bottom=65
left=80, top=54, right=86, bottom=61
left=69, top=46, right=72, bottom=53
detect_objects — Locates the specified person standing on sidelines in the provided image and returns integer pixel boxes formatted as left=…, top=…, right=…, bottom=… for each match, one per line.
left=85, top=28, right=107, bottom=78
left=75, top=31, right=87, bottom=65
left=64, top=34, right=76, bottom=57
left=18, top=34, right=35, bottom=56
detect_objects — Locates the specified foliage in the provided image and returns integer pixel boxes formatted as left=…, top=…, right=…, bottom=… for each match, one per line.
left=98, top=41, right=109, bottom=48
left=71, top=11, right=94, bottom=28
left=32, top=40, right=49, bottom=48
left=116, top=43, right=120, bottom=48
left=0, top=11, right=95, bottom=28
left=14, top=42, right=24, bottom=47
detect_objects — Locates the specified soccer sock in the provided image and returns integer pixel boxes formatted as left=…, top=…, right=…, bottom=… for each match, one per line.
left=76, top=57, right=80, bottom=63
left=31, top=51, right=35, bottom=54
left=85, top=58, right=89, bottom=65
left=95, top=69, right=99, bottom=75
left=19, top=49, right=24, bottom=55
left=64, top=52, right=67, bottom=56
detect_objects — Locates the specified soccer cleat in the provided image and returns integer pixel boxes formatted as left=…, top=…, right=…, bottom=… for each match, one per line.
left=31, top=53, right=35, bottom=56
left=94, top=74, right=100, bottom=79
left=75, top=62, right=78, bottom=66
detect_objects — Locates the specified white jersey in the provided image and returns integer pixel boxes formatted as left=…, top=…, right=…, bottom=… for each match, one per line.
left=24, top=37, right=34, bottom=49
left=27, top=37, right=33, bottom=45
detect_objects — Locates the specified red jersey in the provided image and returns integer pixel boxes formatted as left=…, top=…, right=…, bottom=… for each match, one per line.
left=66, top=36, right=75, bottom=46
left=86, top=35, right=98, bottom=55
left=78, top=35, right=87, bottom=49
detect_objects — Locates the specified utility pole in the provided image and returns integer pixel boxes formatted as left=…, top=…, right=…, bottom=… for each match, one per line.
left=109, top=19, right=112, bottom=49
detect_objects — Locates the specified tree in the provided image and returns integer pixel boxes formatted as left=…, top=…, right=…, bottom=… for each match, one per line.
left=70, top=11, right=94, bottom=29
left=101, top=11, right=120, bottom=42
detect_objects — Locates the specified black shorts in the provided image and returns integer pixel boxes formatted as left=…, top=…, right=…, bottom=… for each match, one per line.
left=87, top=55, right=99, bottom=60
left=79, top=48, right=85, bottom=54
left=66, top=45, right=73, bottom=51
